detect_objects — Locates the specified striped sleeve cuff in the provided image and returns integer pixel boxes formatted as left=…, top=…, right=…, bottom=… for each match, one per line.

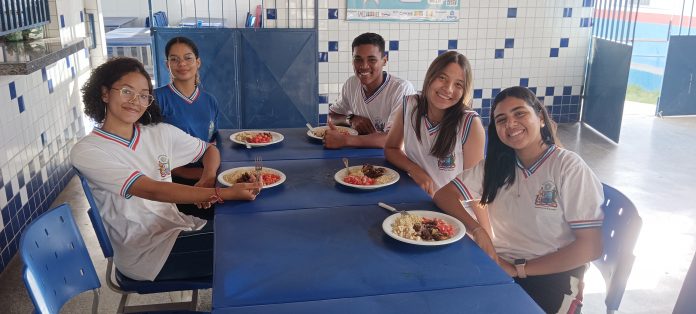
left=120, top=171, right=144, bottom=199
left=190, top=140, right=207, bottom=163
left=451, top=177, right=474, bottom=201
left=568, top=219, right=603, bottom=229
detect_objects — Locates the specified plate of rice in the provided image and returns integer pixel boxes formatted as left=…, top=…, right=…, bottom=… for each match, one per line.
left=334, top=164, right=399, bottom=190
left=383, top=210, right=466, bottom=246
left=307, top=126, right=358, bottom=140
left=217, top=167, right=286, bottom=189
left=230, top=130, right=284, bottom=147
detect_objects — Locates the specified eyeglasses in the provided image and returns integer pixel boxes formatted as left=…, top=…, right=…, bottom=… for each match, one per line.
left=167, top=55, right=196, bottom=65
left=111, top=87, right=154, bottom=107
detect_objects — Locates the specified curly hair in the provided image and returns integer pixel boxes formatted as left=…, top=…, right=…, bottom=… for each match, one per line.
left=81, top=57, right=162, bottom=125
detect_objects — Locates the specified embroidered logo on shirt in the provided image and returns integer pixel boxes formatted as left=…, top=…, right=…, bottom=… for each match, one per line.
left=535, top=181, right=558, bottom=209
left=157, top=155, right=171, bottom=178
left=438, top=153, right=456, bottom=170
left=374, top=118, right=385, bottom=132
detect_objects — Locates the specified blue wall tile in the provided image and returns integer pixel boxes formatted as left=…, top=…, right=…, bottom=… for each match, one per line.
left=9, top=82, right=16, bottom=99
left=389, top=40, right=399, bottom=51
left=507, top=8, right=517, bottom=18
left=473, top=89, right=482, bottom=99
left=318, top=94, right=328, bottom=103
left=482, top=99, right=491, bottom=108
left=560, top=38, right=569, bottom=47
left=530, top=87, right=537, bottom=95
left=328, top=41, right=338, bottom=51
left=48, top=79, right=54, bottom=93
left=18, top=96, right=25, bottom=113
left=448, top=40, right=457, bottom=49
left=580, top=18, right=591, bottom=27
left=563, top=8, right=573, bottom=18
left=41, top=68, right=47, bottom=82
left=563, top=86, right=572, bottom=95
left=583, top=0, right=594, bottom=7
left=550, top=48, right=559, bottom=57
left=80, top=11, right=84, bottom=22
left=60, top=15, right=65, bottom=28
left=495, top=49, right=504, bottom=59
left=438, top=50, right=446, bottom=55
left=505, top=38, right=514, bottom=48
left=318, top=52, right=328, bottom=62
left=492, top=88, right=501, bottom=97
left=328, top=9, right=339, bottom=19
left=546, top=87, right=555, bottom=96
left=266, top=9, right=277, bottom=20
left=520, top=78, right=529, bottom=87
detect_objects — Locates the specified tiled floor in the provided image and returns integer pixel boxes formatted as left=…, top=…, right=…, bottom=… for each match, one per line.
left=0, top=109, right=693, bottom=313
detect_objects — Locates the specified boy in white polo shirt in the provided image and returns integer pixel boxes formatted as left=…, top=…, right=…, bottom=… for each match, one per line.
left=434, top=86, right=604, bottom=313
left=325, top=32, right=415, bottom=149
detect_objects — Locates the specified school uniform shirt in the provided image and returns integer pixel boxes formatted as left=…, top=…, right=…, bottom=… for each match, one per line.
left=70, top=123, right=208, bottom=281
left=402, top=94, right=480, bottom=192
left=155, top=83, right=219, bottom=142
left=451, top=145, right=604, bottom=261
left=329, top=72, right=415, bottom=133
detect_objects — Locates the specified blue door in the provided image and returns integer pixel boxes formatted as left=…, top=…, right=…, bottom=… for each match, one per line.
left=658, top=36, right=696, bottom=116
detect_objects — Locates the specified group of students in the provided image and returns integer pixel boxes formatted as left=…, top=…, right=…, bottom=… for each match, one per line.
left=71, top=32, right=604, bottom=313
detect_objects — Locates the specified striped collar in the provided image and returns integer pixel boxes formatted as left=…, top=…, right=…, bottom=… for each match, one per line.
left=516, top=145, right=557, bottom=178
left=423, top=115, right=440, bottom=136
left=168, top=83, right=200, bottom=104
left=361, top=72, right=390, bottom=104
left=93, top=124, right=141, bottom=150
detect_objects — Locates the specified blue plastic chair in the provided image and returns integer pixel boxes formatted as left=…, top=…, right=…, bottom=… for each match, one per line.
left=76, top=170, right=211, bottom=313
left=20, top=203, right=101, bottom=314
left=593, top=184, right=642, bottom=314
left=673, top=251, right=696, bottom=313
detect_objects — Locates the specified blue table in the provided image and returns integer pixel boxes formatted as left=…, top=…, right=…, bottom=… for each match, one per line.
left=213, top=284, right=543, bottom=313
left=103, top=16, right=137, bottom=32
left=216, top=157, right=430, bottom=213
left=213, top=202, right=514, bottom=309
left=217, top=128, right=384, bottom=162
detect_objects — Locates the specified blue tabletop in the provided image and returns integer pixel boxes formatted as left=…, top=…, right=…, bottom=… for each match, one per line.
left=216, top=128, right=384, bottom=162
left=215, top=157, right=430, bottom=213
left=213, top=202, right=512, bottom=309
left=213, top=284, right=543, bottom=314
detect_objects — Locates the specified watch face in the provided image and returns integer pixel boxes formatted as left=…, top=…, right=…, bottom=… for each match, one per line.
left=514, top=258, right=526, bottom=265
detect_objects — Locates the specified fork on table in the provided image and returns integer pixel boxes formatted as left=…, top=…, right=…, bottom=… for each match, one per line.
left=254, top=156, right=263, bottom=195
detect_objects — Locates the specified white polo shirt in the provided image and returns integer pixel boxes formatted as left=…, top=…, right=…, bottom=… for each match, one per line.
left=71, top=123, right=208, bottom=281
left=451, top=145, right=604, bottom=261
left=329, top=72, right=415, bottom=133
left=402, top=94, right=480, bottom=192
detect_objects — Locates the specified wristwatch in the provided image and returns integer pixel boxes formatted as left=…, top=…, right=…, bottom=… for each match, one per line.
left=346, top=114, right=354, bottom=125
left=514, top=258, right=527, bottom=278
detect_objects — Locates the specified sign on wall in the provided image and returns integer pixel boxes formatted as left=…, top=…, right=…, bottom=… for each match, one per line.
left=346, top=0, right=460, bottom=22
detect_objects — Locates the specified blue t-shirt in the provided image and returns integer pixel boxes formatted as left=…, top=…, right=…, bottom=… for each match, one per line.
left=155, top=83, right=219, bottom=142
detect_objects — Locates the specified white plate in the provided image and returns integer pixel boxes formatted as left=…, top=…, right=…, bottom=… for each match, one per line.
left=230, top=130, right=284, bottom=147
left=217, top=167, right=286, bottom=189
left=307, top=126, right=358, bottom=140
left=382, top=210, right=466, bottom=246
left=334, top=165, right=400, bottom=190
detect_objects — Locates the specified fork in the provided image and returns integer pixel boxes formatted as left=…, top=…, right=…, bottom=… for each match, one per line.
left=378, top=202, right=410, bottom=216
left=254, top=156, right=263, bottom=194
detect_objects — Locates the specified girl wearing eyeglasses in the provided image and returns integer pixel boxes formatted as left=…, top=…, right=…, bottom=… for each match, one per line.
left=72, top=57, right=260, bottom=282
left=433, top=86, right=604, bottom=313
left=154, top=36, right=220, bottom=219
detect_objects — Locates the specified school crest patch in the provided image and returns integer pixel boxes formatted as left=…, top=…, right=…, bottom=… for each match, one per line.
left=157, top=155, right=171, bottom=178
left=438, top=153, right=456, bottom=170
left=374, top=119, right=385, bottom=132
left=535, top=181, right=558, bottom=209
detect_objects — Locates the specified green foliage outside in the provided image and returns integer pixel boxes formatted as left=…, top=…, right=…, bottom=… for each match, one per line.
left=626, top=84, right=660, bottom=105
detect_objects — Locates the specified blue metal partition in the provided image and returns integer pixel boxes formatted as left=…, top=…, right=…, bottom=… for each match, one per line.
left=657, top=35, right=696, bottom=116
left=151, top=28, right=318, bottom=129
left=238, top=29, right=317, bottom=128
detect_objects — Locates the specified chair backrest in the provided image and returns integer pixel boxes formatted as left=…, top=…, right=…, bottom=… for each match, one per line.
left=593, top=183, right=642, bottom=312
left=76, top=170, right=115, bottom=259
left=19, top=203, right=101, bottom=314
left=674, top=251, right=696, bottom=313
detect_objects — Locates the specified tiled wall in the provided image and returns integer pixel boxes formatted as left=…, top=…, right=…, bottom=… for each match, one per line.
left=306, top=0, right=594, bottom=125
left=0, top=1, right=91, bottom=274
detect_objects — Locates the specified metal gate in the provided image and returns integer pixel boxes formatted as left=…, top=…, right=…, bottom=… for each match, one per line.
left=582, top=0, right=640, bottom=143
left=658, top=35, right=696, bottom=116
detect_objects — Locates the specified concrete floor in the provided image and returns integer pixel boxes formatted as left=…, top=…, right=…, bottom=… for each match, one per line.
left=0, top=109, right=693, bottom=313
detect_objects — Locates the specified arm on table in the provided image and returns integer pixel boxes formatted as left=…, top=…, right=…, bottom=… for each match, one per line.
left=433, top=183, right=497, bottom=261
left=384, top=110, right=436, bottom=196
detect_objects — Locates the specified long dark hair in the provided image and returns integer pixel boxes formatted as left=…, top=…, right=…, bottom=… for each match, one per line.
left=411, top=51, right=473, bottom=159
left=165, top=36, right=200, bottom=58
left=81, top=57, right=162, bottom=125
left=480, top=86, right=558, bottom=204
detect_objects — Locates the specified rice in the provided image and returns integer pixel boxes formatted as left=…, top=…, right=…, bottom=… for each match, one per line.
left=222, top=169, right=275, bottom=185
left=391, top=214, right=424, bottom=240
